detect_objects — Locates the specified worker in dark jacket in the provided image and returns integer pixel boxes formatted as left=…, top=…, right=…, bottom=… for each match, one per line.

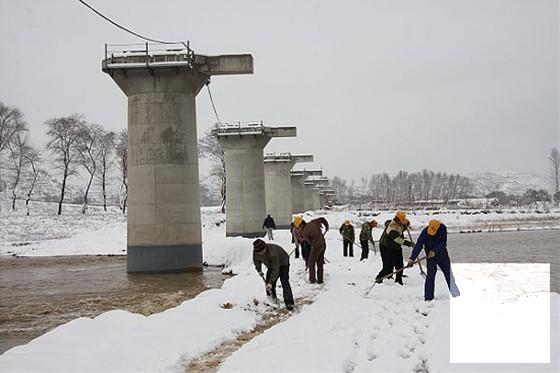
left=339, top=219, right=355, bottom=257
left=290, top=221, right=299, bottom=258
left=407, top=220, right=460, bottom=301
left=293, top=216, right=310, bottom=265
left=262, top=214, right=276, bottom=240
left=298, top=217, right=329, bottom=284
left=359, top=219, right=377, bottom=260
left=253, top=239, right=294, bottom=310
left=375, top=211, right=414, bottom=285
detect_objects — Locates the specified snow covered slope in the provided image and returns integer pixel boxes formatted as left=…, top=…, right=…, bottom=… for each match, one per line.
left=468, top=171, right=549, bottom=196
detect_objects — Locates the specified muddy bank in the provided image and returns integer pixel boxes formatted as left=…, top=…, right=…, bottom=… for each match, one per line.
left=0, top=255, right=229, bottom=354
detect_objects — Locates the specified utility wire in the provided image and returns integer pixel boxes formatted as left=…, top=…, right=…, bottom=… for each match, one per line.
left=206, top=84, right=222, bottom=124
left=77, top=0, right=185, bottom=46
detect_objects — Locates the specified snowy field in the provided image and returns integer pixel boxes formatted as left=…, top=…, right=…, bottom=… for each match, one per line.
left=1, top=200, right=559, bottom=258
left=0, top=203, right=559, bottom=372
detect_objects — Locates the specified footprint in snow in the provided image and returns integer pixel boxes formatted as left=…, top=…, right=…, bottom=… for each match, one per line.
left=399, top=348, right=412, bottom=359
left=342, top=359, right=356, bottom=373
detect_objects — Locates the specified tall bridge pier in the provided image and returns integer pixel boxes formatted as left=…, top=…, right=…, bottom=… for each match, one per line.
left=102, top=43, right=253, bottom=272
left=319, top=188, right=336, bottom=208
left=290, top=169, right=323, bottom=214
left=264, top=153, right=313, bottom=229
left=304, top=177, right=330, bottom=210
left=214, top=123, right=296, bottom=237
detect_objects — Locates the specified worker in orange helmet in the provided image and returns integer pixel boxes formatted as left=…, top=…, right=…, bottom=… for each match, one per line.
left=359, top=219, right=378, bottom=260
left=407, top=219, right=460, bottom=301
left=375, top=210, right=414, bottom=285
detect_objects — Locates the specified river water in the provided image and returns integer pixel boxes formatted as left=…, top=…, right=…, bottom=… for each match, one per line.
left=0, top=230, right=558, bottom=355
left=0, top=256, right=228, bottom=354
left=430, top=230, right=560, bottom=294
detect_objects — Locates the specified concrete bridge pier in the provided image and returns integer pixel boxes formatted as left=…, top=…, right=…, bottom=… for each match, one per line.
left=214, top=124, right=296, bottom=237
left=102, top=44, right=253, bottom=272
left=264, top=153, right=313, bottom=229
left=291, top=169, right=322, bottom=214
left=304, top=176, right=329, bottom=211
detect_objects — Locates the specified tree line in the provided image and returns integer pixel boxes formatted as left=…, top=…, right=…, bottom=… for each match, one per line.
left=332, top=151, right=560, bottom=207
left=331, top=171, right=473, bottom=205
left=2, top=99, right=559, bottom=213
left=0, top=101, right=128, bottom=215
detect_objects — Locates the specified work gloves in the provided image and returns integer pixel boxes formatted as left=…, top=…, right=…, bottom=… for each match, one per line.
left=406, top=259, right=414, bottom=268
left=403, top=240, right=414, bottom=247
left=427, top=251, right=436, bottom=258
left=266, top=283, right=273, bottom=292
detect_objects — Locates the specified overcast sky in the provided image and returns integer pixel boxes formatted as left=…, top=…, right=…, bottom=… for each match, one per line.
left=0, top=0, right=558, bottom=180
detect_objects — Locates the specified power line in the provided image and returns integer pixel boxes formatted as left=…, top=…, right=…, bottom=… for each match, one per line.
left=77, top=0, right=185, bottom=46
left=206, top=83, right=222, bottom=125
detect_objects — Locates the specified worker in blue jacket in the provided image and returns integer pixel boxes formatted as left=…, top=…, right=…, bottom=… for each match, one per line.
left=407, top=220, right=460, bottom=301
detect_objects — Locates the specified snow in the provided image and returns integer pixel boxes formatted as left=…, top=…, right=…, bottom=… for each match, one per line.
left=4, top=203, right=559, bottom=257
left=468, top=171, right=549, bottom=196
left=1, top=204, right=559, bottom=372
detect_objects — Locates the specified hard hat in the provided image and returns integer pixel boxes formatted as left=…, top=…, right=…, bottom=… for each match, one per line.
left=427, top=219, right=441, bottom=236
left=396, top=210, right=407, bottom=224
left=294, top=215, right=303, bottom=227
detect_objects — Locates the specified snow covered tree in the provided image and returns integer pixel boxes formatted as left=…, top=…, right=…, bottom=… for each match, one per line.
left=46, top=114, right=83, bottom=215
left=75, top=122, right=104, bottom=214
left=114, top=129, right=127, bottom=214
left=7, top=131, right=31, bottom=210
left=96, top=129, right=115, bottom=211
left=0, top=102, right=27, bottom=212
left=0, top=101, right=26, bottom=156
left=199, top=126, right=226, bottom=213
left=549, top=148, right=560, bottom=194
left=24, top=146, right=42, bottom=215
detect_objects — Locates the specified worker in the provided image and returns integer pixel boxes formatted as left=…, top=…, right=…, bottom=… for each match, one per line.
left=262, top=214, right=276, bottom=240
left=375, top=211, right=414, bottom=285
left=407, top=220, right=460, bottom=301
left=292, top=216, right=310, bottom=265
left=296, top=216, right=329, bottom=284
left=253, top=239, right=294, bottom=310
left=339, top=219, right=355, bottom=257
left=359, top=219, right=378, bottom=260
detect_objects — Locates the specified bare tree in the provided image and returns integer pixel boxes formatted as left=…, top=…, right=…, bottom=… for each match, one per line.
left=114, top=129, right=128, bottom=214
left=96, top=130, right=115, bottom=211
left=199, top=126, right=226, bottom=212
left=337, top=169, right=473, bottom=205
left=75, top=122, right=104, bottom=214
left=24, top=146, right=42, bottom=215
left=0, top=101, right=26, bottom=155
left=7, top=132, right=31, bottom=210
left=46, top=114, right=83, bottom=215
left=549, top=148, right=560, bottom=195
left=0, top=102, right=27, bottom=212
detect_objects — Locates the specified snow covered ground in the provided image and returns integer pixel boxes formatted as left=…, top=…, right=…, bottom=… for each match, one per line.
left=1, top=202, right=559, bottom=257
left=1, top=204, right=559, bottom=372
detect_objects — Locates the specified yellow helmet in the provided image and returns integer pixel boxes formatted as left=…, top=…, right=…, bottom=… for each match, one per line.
left=427, top=219, right=441, bottom=236
left=294, top=215, right=303, bottom=227
left=396, top=210, right=407, bottom=224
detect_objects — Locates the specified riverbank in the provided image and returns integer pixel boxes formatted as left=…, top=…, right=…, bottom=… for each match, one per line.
left=0, top=255, right=229, bottom=354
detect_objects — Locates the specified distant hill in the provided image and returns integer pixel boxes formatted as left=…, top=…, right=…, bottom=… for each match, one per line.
left=468, top=171, right=549, bottom=196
